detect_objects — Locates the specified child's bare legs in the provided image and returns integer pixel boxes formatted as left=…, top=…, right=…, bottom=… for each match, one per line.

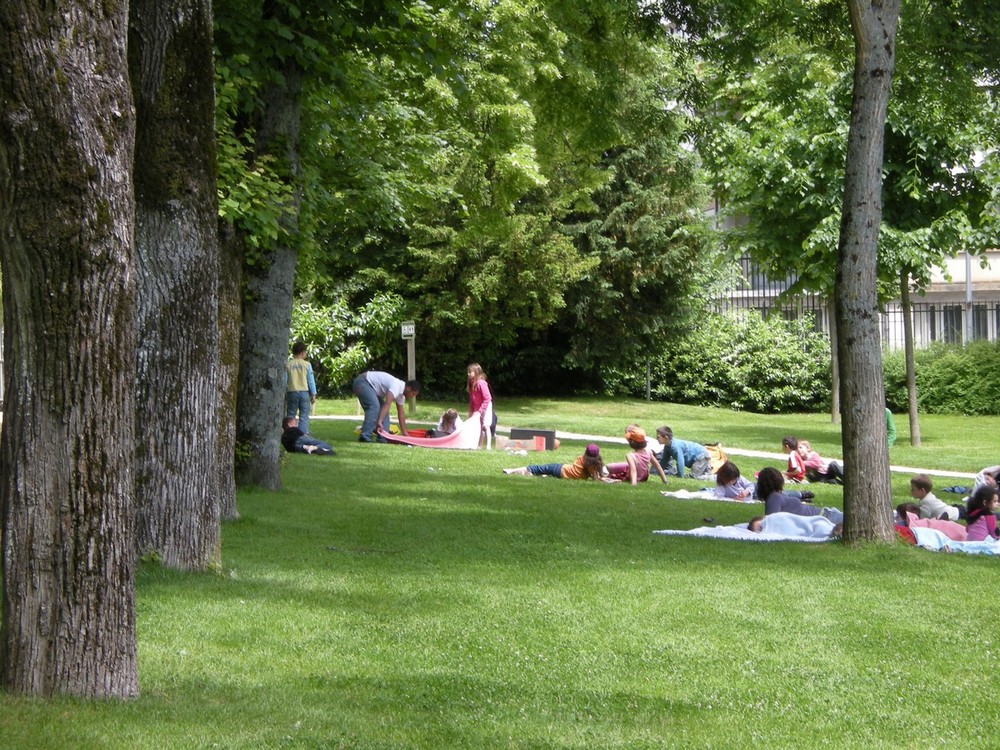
left=481, top=403, right=494, bottom=450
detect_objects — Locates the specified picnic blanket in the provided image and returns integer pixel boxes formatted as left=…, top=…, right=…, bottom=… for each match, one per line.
left=910, top=527, right=1000, bottom=556
left=376, top=416, right=483, bottom=450
left=661, top=489, right=760, bottom=504
left=653, top=512, right=836, bottom=543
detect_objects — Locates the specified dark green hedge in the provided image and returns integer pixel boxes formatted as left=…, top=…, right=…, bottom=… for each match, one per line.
left=884, top=341, right=1000, bottom=415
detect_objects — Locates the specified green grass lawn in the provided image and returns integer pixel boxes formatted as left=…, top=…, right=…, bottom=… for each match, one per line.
left=3, top=401, right=999, bottom=748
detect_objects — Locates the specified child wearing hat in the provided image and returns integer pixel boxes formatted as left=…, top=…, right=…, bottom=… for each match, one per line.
left=606, top=425, right=669, bottom=486
left=503, top=443, right=606, bottom=480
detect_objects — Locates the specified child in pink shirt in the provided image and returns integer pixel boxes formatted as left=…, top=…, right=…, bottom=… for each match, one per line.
left=466, top=363, right=494, bottom=450
left=964, top=486, right=1000, bottom=542
left=797, top=439, right=844, bottom=484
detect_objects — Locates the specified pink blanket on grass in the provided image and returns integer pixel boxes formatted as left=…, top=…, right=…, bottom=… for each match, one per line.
left=377, top=416, right=483, bottom=450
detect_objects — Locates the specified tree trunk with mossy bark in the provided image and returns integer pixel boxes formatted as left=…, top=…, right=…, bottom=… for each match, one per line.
left=234, top=58, right=302, bottom=491
left=0, top=0, right=139, bottom=697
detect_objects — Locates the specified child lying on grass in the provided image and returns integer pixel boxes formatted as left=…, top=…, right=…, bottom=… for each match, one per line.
left=895, top=503, right=966, bottom=542
left=713, top=461, right=754, bottom=500
left=281, top=417, right=335, bottom=455
left=503, top=443, right=605, bottom=480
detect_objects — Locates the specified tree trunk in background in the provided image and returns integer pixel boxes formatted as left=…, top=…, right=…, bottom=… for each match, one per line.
left=234, top=59, right=303, bottom=491
left=827, top=297, right=840, bottom=425
left=900, top=269, right=921, bottom=446
left=0, top=0, right=138, bottom=697
left=836, top=0, right=900, bottom=544
left=129, top=0, right=222, bottom=569
left=218, top=223, right=242, bottom=519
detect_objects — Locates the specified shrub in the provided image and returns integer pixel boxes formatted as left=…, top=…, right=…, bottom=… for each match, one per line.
left=604, top=309, right=832, bottom=412
left=884, top=341, right=1000, bottom=415
left=289, top=293, right=405, bottom=394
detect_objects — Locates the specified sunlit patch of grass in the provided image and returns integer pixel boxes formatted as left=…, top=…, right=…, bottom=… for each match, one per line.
left=4, top=406, right=999, bottom=748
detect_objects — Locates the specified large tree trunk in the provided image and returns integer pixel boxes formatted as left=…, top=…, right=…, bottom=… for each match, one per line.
left=0, top=0, right=139, bottom=697
left=234, top=59, right=302, bottom=491
left=836, top=0, right=901, bottom=544
left=900, top=268, right=921, bottom=446
left=129, top=0, right=222, bottom=569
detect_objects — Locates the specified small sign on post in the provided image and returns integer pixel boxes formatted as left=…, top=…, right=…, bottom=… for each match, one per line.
left=401, top=320, right=416, bottom=414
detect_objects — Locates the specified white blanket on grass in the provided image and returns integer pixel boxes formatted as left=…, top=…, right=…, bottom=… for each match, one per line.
left=911, top=527, right=1000, bottom=556
left=654, top=512, right=835, bottom=543
left=660, top=489, right=760, bottom=504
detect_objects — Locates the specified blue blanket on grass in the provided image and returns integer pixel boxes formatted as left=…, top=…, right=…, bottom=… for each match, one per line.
left=654, top=512, right=835, bottom=543
left=910, top=527, right=1000, bottom=555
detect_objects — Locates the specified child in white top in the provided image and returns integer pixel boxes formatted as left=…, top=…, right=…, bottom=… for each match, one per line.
left=910, top=473, right=962, bottom=521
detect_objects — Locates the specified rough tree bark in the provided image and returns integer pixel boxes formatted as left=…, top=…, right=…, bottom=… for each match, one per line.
left=234, top=57, right=303, bottom=491
left=836, top=0, right=901, bottom=544
left=0, top=0, right=139, bottom=696
left=129, top=0, right=222, bottom=569
left=827, top=297, right=841, bottom=424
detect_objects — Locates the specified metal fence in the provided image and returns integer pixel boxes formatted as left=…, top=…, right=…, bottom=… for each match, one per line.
left=718, top=256, right=1000, bottom=350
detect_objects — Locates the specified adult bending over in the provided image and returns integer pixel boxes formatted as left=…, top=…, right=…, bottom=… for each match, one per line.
left=353, top=370, right=420, bottom=443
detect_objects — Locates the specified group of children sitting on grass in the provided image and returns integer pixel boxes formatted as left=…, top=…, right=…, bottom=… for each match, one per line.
left=503, top=425, right=665, bottom=485
left=502, top=424, right=1000, bottom=543
left=893, top=471, right=1000, bottom=543
left=503, top=424, right=712, bottom=486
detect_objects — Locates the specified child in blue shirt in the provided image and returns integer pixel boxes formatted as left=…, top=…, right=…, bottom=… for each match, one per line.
left=654, top=425, right=713, bottom=480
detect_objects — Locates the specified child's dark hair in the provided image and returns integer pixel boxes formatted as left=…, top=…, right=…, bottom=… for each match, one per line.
left=781, top=436, right=798, bottom=450
left=895, top=503, right=920, bottom=525
left=291, top=340, right=307, bottom=356
left=755, top=467, right=784, bottom=499
left=582, top=453, right=604, bottom=480
left=910, top=474, right=933, bottom=493
left=405, top=379, right=421, bottom=394
left=282, top=416, right=296, bottom=430
left=715, top=461, right=741, bottom=486
left=656, top=426, right=673, bottom=442
left=967, top=484, right=998, bottom=515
